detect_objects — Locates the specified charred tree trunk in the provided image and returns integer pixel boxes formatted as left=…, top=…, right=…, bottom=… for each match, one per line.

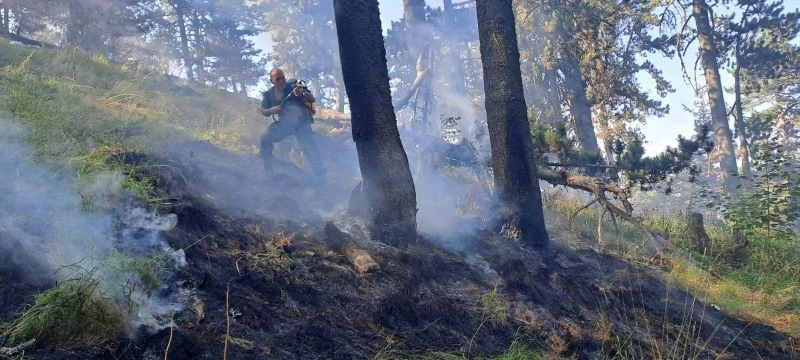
left=334, top=0, right=418, bottom=247
left=476, top=0, right=549, bottom=249
left=693, top=0, right=739, bottom=193
left=562, top=52, right=599, bottom=154
left=733, top=39, right=752, bottom=179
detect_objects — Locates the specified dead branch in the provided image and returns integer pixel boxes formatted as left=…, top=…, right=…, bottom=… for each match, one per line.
left=0, top=339, right=35, bottom=357
left=569, top=199, right=597, bottom=226
left=0, top=32, right=57, bottom=48
left=536, top=166, right=672, bottom=257
left=598, top=208, right=611, bottom=244
left=314, top=108, right=351, bottom=121
left=224, top=282, right=231, bottom=360
left=393, top=52, right=431, bottom=111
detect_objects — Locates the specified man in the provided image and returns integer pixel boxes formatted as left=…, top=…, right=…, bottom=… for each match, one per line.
left=259, top=68, right=326, bottom=177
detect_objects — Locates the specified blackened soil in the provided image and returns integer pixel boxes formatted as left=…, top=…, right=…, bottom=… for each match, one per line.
left=2, top=141, right=798, bottom=359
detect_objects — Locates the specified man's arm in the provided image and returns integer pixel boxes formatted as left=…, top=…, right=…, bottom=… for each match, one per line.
left=259, top=106, right=281, bottom=116
left=259, top=90, right=281, bottom=116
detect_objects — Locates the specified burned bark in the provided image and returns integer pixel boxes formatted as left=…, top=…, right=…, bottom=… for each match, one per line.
left=476, top=0, right=548, bottom=249
left=333, top=0, right=418, bottom=247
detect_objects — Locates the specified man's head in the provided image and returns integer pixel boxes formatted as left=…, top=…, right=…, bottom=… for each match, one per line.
left=269, top=68, right=287, bottom=90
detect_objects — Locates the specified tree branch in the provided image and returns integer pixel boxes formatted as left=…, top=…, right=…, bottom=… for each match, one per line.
left=392, top=52, right=432, bottom=110
left=0, top=32, right=57, bottom=48
left=536, top=166, right=671, bottom=256
left=0, top=339, right=35, bottom=357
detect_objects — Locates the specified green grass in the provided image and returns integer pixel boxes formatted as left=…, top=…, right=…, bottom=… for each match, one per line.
left=2, top=270, right=125, bottom=347
left=373, top=338, right=544, bottom=360
left=0, top=38, right=265, bottom=207
left=542, top=189, right=800, bottom=337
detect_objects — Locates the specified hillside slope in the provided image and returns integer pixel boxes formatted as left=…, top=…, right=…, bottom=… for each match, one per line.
left=1, top=39, right=797, bottom=359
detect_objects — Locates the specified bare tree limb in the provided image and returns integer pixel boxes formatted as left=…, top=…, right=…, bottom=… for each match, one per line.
left=0, top=339, right=35, bottom=357
left=314, top=108, right=351, bottom=121
left=569, top=199, right=597, bottom=227
left=392, top=52, right=432, bottom=110
left=0, top=32, right=57, bottom=48
left=536, top=166, right=671, bottom=256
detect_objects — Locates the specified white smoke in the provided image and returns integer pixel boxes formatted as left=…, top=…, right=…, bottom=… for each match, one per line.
left=0, top=117, right=186, bottom=333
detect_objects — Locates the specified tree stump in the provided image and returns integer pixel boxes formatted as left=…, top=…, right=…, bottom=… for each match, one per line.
left=688, top=212, right=711, bottom=254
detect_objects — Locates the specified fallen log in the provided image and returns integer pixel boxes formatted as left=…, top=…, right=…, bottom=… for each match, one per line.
left=324, top=222, right=379, bottom=274
left=0, top=32, right=57, bottom=48
left=314, top=108, right=351, bottom=121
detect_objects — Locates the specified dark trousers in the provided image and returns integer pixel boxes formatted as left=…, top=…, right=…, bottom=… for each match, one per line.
left=259, top=120, right=324, bottom=175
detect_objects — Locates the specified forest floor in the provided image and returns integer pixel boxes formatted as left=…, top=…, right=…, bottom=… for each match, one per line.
left=2, top=136, right=797, bottom=360
left=0, top=37, right=798, bottom=359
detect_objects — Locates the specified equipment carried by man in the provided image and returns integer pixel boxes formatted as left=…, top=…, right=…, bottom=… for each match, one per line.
left=280, top=79, right=316, bottom=115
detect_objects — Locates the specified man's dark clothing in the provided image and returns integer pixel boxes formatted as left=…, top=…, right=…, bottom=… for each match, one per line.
left=259, top=85, right=324, bottom=176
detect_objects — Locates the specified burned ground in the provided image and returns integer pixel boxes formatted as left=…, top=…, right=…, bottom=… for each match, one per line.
left=1, top=139, right=798, bottom=359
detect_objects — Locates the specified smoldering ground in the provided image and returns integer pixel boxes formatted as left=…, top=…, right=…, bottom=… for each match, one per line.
left=0, top=118, right=186, bottom=333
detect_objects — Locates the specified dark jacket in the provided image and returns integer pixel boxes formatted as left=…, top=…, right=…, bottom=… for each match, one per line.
left=261, top=84, right=313, bottom=125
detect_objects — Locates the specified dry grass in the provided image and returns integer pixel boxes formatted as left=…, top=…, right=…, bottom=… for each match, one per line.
left=668, top=260, right=800, bottom=335
left=225, top=230, right=294, bottom=279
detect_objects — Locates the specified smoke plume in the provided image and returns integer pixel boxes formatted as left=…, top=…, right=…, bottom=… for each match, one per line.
left=0, top=117, right=186, bottom=333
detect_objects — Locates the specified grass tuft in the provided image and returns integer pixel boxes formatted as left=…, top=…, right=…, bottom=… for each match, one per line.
left=2, top=269, right=125, bottom=347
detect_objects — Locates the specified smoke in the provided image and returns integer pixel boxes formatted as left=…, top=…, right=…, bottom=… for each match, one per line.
left=0, top=117, right=186, bottom=334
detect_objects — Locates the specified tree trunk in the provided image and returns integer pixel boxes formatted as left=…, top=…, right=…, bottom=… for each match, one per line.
left=402, top=0, right=432, bottom=130
left=442, top=0, right=469, bottom=99
left=596, top=111, right=618, bottom=179
left=562, top=51, right=599, bottom=154
left=333, top=0, right=418, bottom=247
left=66, top=0, right=83, bottom=46
left=402, top=0, right=426, bottom=56
left=544, top=68, right=565, bottom=126
left=693, top=0, right=739, bottom=193
left=688, top=212, right=710, bottom=254
left=1, top=0, right=9, bottom=34
left=174, top=0, right=194, bottom=81
left=332, top=52, right=346, bottom=112
left=733, top=40, right=752, bottom=179
left=476, top=0, right=549, bottom=249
